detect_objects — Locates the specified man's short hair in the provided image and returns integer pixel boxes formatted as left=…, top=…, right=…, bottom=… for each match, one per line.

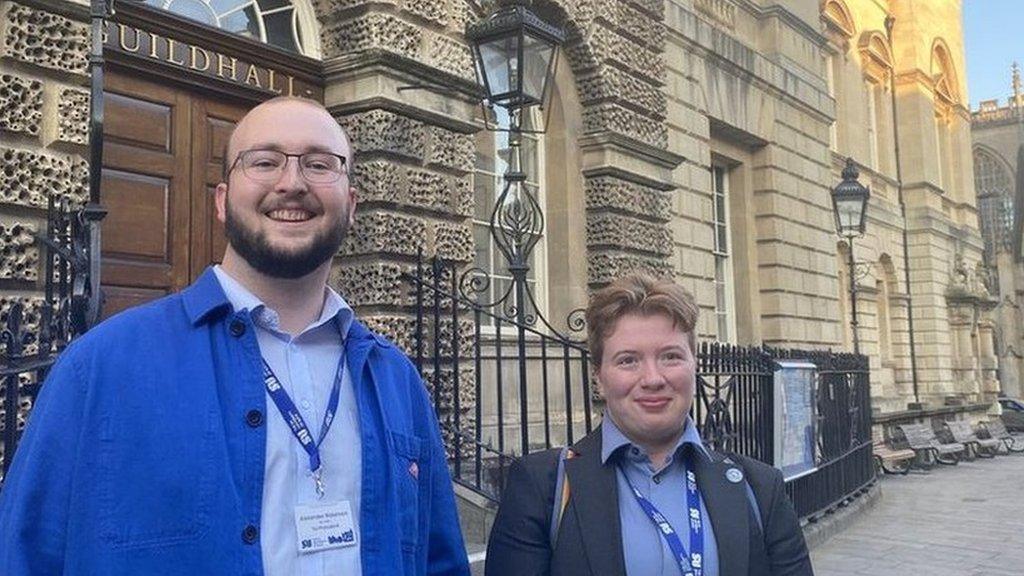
left=585, top=273, right=699, bottom=366
left=221, top=96, right=352, bottom=183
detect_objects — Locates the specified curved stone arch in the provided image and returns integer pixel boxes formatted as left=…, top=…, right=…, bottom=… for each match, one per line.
left=293, top=0, right=323, bottom=58
left=821, top=0, right=856, bottom=40
left=876, top=253, right=898, bottom=286
left=857, top=30, right=893, bottom=83
left=875, top=253, right=897, bottom=362
left=461, top=0, right=679, bottom=287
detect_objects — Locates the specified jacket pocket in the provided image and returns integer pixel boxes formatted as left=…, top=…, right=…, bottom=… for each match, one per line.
left=97, top=407, right=216, bottom=549
left=389, top=430, right=424, bottom=552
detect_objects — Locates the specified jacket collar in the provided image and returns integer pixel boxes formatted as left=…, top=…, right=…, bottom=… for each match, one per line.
left=566, top=424, right=751, bottom=576
left=600, top=415, right=709, bottom=465
left=182, top=268, right=233, bottom=326
left=211, top=265, right=355, bottom=338
left=182, top=268, right=374, bottom=348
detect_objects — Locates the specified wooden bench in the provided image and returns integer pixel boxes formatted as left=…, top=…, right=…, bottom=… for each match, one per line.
left=945, top=420, right=1001, bottom=458
left=872, top=435, right=916, bottom=474
left=978, top=420, right=1024, bottom=454
left=895, top=422, right=965, bottom=467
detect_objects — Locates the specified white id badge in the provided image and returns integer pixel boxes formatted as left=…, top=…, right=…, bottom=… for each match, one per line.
left=294, top=500, right=357, bottom=554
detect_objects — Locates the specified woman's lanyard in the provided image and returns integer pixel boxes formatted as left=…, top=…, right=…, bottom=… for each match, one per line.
left=261, top=357, right=343, bottom=499
left=620, top=461, right=704, bottom=576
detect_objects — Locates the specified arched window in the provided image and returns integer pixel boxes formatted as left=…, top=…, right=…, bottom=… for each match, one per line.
left=931, top=40, right=961, bottom=107
left=973, top=148, right=1015, bottom=257
left=821, top=0, right=856, bottom=152
left=144, top=0, right=315, bottom=55
left=858, top=31, right=894, bottom=173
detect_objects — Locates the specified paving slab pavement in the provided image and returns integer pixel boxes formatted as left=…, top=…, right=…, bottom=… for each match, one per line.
left=810, top=452, right=1024, bottom=576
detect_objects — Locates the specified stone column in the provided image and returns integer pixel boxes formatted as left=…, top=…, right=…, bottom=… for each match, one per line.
left=311, top=1, right=482, bottom=448
left=977, top=306, right=1000, bottom=400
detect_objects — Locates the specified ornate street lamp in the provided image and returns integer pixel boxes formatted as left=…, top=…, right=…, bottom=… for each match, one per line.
left=466, top=0, right=566, bottom=456
left=464, top=0, right=565, bottom=299
left=465, top=0, right=565, bottom=110
left=832, top=158, right=870, bottom=354
left=832, top=158, right=871, bottom=238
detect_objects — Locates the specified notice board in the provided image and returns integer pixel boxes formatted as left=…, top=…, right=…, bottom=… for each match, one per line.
left=773, top=360, right=818, bottom=480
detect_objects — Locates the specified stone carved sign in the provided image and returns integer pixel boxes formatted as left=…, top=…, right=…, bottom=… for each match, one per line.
left=103, top=21, right=321, bottom=99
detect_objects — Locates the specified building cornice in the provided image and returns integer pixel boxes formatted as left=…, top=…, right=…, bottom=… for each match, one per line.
left=665, top=2, right=834, bottom=124
left=734, top=0, right=831, bottom=48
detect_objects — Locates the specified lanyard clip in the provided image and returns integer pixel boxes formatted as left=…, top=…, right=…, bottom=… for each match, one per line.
left=312, top=468, right=326, bottom=499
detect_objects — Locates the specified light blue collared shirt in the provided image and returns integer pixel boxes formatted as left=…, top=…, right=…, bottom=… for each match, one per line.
left=213, top=266, right=361, bottom=576
left=602, top=416, right=719, bottom=576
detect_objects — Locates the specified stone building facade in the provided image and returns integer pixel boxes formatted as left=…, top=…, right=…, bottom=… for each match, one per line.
left=0, top=0, right=999, bottom=435
left=971, top=69, right=1024, bottom=399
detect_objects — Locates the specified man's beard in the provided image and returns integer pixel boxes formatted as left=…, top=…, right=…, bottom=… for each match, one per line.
left=223, top=194, right=348, bottom=279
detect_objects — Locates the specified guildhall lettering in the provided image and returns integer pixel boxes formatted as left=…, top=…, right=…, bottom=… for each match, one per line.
left=103, top=22, right=302, bottom=96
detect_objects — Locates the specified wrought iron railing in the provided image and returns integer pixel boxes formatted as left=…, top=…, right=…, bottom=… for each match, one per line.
left=406, top=253, right=875, bottom=521
left=773, top=349, right=874, bottom=520
left=406, top=253, right=593, bottom=500
left=1, top=196, right=95, bottom=482
left=0, top=304, right=57, bottom=482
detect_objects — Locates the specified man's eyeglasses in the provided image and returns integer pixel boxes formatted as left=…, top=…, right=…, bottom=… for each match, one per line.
left=227, top=149, right=348, bottom=184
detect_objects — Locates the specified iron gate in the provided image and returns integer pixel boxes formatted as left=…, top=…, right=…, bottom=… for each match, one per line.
left=404, top=253, right=874, bottom=519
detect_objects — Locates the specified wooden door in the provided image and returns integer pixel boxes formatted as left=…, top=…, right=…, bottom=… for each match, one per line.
left=101, top=69, right=249, bottom=318
left=189, top=98, right=247, bottom=278
left=101, top=72, right=192, bottom=317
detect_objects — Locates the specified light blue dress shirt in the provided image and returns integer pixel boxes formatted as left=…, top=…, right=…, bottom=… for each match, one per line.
left=213, top=266, right=361, bottom=576
left=602, top=416, right=719, bottom=576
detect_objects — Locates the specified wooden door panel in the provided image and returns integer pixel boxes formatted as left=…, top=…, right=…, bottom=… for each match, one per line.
left=103, top=142, right=177, bottom=175
left=189, top=98, right=249, bottom=279
left=101, top=169, right=172, bottom=261
left=100, top=70, right=192, bottom=319
left=104, top=92, right=173, bottom=152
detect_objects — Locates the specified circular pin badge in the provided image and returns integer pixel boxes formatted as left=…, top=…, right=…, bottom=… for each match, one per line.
left=726, top=468, right=744, bottom=483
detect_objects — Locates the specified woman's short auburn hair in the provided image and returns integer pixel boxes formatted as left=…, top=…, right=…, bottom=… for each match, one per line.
left=585, top=273, right=699, bottom=366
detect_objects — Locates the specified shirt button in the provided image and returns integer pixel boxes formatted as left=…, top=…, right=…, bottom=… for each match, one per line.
left=301, top=399, right=312, bottom=410
left=229, top=319, right=246, bottom=337
left=654, top=475, right=662, bottom=484
left=242, top=524, right=258, bottom=544
left=246, top=409, right=263, bottom=428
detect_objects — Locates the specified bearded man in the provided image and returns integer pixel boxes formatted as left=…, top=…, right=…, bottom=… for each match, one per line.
left=0, top=97, right=470, bottom=576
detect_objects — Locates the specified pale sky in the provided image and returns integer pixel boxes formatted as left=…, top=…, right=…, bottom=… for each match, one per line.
left=964, top=0, right=1024, bottom=110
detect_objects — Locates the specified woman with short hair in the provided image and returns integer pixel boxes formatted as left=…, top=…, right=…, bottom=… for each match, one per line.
left=485, top=273, right=814, bottom=576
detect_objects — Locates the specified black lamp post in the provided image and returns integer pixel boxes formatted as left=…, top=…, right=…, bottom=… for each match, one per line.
left=466, top=0, right=565, bottom=455
left=832, top=158, right=871, bottom=354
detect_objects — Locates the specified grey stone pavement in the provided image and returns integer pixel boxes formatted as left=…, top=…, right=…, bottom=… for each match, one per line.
left=810, top=452, right=1024, bottom=576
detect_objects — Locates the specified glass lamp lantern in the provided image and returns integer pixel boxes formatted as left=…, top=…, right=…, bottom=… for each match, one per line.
left=832, top=157, right=871, bottom=238
left=466, top=0, right=566, bottom=109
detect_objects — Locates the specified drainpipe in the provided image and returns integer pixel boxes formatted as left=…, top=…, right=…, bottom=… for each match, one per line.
left=885, top=15, right=921, bottom=405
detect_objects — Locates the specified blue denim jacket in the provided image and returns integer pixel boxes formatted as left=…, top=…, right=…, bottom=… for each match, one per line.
left=0, top=269, right=469, bottom=576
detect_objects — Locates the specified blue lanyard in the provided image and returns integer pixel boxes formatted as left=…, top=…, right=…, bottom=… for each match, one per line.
left=261, top=357, right=343, bottom=499
left=620, top=464, right=704, bottom=576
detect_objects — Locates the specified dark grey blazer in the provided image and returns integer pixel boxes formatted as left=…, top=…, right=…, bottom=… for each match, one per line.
left=484, top=426, right=814, bottom=576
